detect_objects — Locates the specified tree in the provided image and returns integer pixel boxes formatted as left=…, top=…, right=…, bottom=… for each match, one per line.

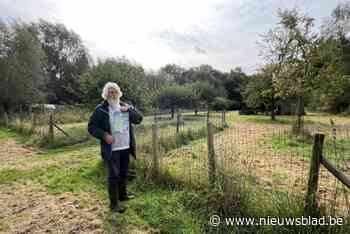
left=191, top=81, right=226, bottom=110
left=154, top=84, right=193, bottom=118
left=261, top=9, right=318, bottom=128
left=315, top=3, right=350, bottom=113
left=144, top=70, right=171, bottom=92
left=79, top=57, right=151, bottom=112
left=32, top=20, right=90, bottom=104
left=243, top=71, right=274, bottom=112
left=212, top=97, right=233, bottom=111
left=0, top=21, right=46, bottom=113
left=159, top=64, right=185, bottom=84
left=222, top=68, right=247, bottom=110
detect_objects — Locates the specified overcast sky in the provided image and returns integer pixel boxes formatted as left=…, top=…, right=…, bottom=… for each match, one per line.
left=0, top=0, right=347, bottom=74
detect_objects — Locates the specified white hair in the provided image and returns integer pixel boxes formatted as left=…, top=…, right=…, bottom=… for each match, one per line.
left=101, top=82, right=123, bottom=100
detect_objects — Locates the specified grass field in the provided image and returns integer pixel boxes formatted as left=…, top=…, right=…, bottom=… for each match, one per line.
left=1, top=111, right=350, bottom=233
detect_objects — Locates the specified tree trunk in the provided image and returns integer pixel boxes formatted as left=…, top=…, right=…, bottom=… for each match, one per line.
left=296, top=95, right=304, bottom=134
left=171, top=106, right=175, bottom=119
left=0, top=103, right=5, bottom=115
left=2, top=103, right=11, bottom=114
left=271, top=92, right=276, bottom=121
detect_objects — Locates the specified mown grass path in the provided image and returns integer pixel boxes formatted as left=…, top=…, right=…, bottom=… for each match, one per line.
left=0, top=129, right=205, bottom=234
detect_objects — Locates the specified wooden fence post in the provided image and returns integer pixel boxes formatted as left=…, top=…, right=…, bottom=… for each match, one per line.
left=221, top=110, right=226, bottom=127
left=321, top=156, right=350, bottom=189
left=207, top=108, right=210, bottom=124
left=29, top=105, right=32, bottom=115
left=154, top=109, right=157, bottom=123
left=19, top=104, right=22, bottom=116
left=152, top=123, right=159, bottom=177
left=305, top=133, right=324, bottom=216
left=30, top=112, right=37, bottom=133
left=207, top=122, right=216, bottom=187
left=176, top=109, right=180, bottom=133
left=48, top=113, right=54, bottom=143
left=80, top=108, right=85, bottom=121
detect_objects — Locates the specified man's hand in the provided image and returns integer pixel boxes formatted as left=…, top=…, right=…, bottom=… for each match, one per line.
left=104, top=133, right=114, bottom=144
left=120, top=104, right=129, bottom=112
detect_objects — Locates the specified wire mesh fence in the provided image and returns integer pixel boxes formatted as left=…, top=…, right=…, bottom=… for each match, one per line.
left=2, top=105, right=350, bottom=216
left=136, top=112, right=350, bottom=217
left=135, top=110, right=226, bottom=186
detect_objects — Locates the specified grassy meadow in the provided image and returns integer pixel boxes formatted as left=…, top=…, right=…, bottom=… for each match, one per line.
left=1, top=110, right=350, bottom=233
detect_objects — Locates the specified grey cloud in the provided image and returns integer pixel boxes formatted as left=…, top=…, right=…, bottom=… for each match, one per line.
left=156, top=28, right=220, bottom=54
left=194, top=46, right=207, bottom=54
left=156, top=0, right=343, bottom=73
left=154, top=1, right=266, bottom=71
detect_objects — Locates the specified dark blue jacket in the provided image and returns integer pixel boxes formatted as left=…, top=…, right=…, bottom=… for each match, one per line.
left=88, top=100, right=143, bottom=160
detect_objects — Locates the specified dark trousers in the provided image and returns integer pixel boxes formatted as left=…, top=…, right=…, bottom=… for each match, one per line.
left=107, top=149, right=130, bottom=185
left=106, top=149, right=130, bottom=202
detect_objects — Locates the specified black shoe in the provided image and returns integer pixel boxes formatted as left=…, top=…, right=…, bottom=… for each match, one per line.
left=119, top=181, right=135, bottom=201
left=110, top=204, right=126, bottom=213
left=108, top=181, right=126, bottom=213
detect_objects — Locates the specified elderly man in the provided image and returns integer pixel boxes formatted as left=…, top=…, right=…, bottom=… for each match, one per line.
left=88, top=82, right=143, bottom=213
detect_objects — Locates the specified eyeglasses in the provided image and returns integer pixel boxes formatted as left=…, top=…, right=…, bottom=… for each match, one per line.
left=108, top=90, right=119, bottom=94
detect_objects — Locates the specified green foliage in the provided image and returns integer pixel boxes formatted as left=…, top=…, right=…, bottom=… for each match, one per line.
left=0, top=20, right=46, bottom=112
left=244, top=72, right=273, bottom=109
left=258, top=4, right=350, bottom=114
left=211, top=97, right=233, bottom=111
left=314, top=3, right=350, bottom=113
left=191, top=81, right=225, bottom=107
left=259, top=8, right=319, bottom=123
left=222, top=68, right=247, bottom=109
left=32, top=20, right=90, bottom=104
left=0, top=127, right=16, bottom=139
left=165, top=64, right=243, bottom=110
left=154, top=84, right=194, bottom=112
left=79, top=57, right=151, bottom=111
left=159, top=63, right=185, bottom=84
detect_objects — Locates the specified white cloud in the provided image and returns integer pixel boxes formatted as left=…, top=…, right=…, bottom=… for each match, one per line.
left=0, top=0, right=346, bottom=73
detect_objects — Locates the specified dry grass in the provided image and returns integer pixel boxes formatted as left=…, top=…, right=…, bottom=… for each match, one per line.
left=0, top=181, right=106, bottom=234
left=159, top=118, right=350, bottom=216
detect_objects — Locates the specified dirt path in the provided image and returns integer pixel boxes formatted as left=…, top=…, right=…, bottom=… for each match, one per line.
left=0, top=181, right=106, bottom=234
left=0, top=137, right=98, bottom=171
left=0, top=139, right=37, bottom=170
left=0, top=138, right=107, bottom=234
